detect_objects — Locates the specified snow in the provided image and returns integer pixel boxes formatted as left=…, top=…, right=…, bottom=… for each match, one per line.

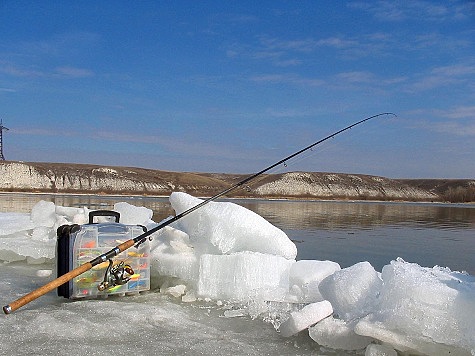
left=1, top=192, right=475, bottom=356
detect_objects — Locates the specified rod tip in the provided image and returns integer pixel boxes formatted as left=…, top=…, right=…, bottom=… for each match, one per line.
left=3, top=305, right=12, bottom=314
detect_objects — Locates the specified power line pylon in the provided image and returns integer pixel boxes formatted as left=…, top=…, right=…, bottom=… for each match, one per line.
left=0, top=120, right=9, bottom=161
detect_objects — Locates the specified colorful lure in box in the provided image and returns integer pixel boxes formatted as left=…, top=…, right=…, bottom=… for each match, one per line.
left=56, top=210, right=150, bottom=299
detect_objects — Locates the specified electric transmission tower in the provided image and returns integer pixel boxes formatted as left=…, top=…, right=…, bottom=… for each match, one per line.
left=0, top=119, right=9, bottom=160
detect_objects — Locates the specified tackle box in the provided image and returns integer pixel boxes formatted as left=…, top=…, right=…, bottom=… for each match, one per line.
left=56, top=210, right=150, bottom=299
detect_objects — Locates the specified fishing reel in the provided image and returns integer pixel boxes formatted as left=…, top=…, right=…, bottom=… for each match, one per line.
left=98, top=260, right=135, bottom=291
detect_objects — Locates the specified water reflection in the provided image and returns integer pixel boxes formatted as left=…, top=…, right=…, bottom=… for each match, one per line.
left=0, top=193, right=175, bottom=221
left=236, top=199, right=475, bottom=230
left=236, top=200, right=474, bottom=273
left=1, top=193, right=474, bottom=274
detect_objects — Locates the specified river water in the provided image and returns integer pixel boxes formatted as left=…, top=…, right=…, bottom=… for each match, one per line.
left=1, top=193, right=474, bottom=274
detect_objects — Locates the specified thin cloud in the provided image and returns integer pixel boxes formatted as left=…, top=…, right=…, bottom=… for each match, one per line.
left=263, top=107, right=320, bottom=118
left=227, top=32, right=397, bottom=66
left=336, top=71, right=375, bottom=83
left=234, top=28, right=472, bottom=67
left=315, top=37, right=359, bottom=49
left=12, top=127, right=190, bottom=156
left=12, top=125, right=256, bottom=164
left=225, top=14, right=259, bottom=24
left=432, top=64, right=475, bottom=77
left=16, top=31, right=101, bottom=57
left=258, top=35, right=362, bottom=54
left=259, top=36, right=319, bottom=52
left=250, top=69, right=406, bottom=92
left=439, top=106, right=475, bottom=119
left=94, top=129, right=256, bottom=162
left=0, top=31, right=100, bottom=79
left=431, top=121, right=475, bottom=137
left=0, top=62, right=94, bottom=79
left=93, top=131, right=161, bottom=144
left=407, top=108, right=475, bottom=137
left=10, top=127, right=75, bottom=137
left=250, top=73, right=324, bottom=86
left=409, top=63, right=475, bottom=91
left=55, top=66, right=94, bottom=78
left=0, top=63, right=46, bottom=78
left=413, top=33, right=472, bottom=52
left=408, top=77, right=452, bottom=92
left=349, top=0, right=470, bottom=22
left=274, top=59, right=302, bottom=67
left=0, top=87, right=16, bottom=93
left=332, top=70, right=408, bottom=90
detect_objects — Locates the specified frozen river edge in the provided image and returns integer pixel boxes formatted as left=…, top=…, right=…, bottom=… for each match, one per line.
left=1, top=193, right=474, bottom=356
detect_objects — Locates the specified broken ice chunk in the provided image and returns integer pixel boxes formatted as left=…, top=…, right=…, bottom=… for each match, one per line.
left=289, top=260, right=340, bottom=302
left=309, top=316, right=373, bottom=350
left=319, top=261, right=382, bottom=321
left=114, top=202, right=153, bottom=225
left=30, top=200, right=56, bottom=227
left=278, top=300, right=333, bottom=337
left=355, top=259, right=475, bottom=355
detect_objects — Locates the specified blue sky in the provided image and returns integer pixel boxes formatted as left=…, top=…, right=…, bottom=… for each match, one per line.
left=0, top=1, right=474, bottom=178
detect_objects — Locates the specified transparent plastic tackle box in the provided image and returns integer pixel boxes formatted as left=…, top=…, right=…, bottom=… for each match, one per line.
left=56, top=210, right=150, bottom=299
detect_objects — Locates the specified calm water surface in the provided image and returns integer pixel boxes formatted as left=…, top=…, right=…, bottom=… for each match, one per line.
left=1, top=193, right=474, bottom=274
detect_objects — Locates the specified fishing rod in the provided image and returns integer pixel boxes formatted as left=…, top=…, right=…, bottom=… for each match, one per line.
left=3, top=112, right=396, bottom=314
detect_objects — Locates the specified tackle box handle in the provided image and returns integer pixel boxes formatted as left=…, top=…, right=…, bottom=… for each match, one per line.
left=88, top=210, right=121, bottom=224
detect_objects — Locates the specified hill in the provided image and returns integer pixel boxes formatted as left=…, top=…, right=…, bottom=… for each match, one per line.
left=0, top=161, right=473, bottom=202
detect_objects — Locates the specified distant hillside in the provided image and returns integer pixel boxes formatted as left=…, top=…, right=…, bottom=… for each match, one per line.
left=397, top=179, right=475, bottom=203
left=0, top=161, right=473, bottom=202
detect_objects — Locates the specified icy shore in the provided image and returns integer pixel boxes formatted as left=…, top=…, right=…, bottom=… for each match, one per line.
left=1, top=193, right=474, bottom=355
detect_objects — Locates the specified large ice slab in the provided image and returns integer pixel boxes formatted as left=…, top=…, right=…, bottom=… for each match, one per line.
left=198, top=252, right=294, bottom=301
left=169, top=192, right=297, bottom=259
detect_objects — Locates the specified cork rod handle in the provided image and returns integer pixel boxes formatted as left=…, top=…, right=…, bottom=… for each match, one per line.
left=3, top=262, right=93, bottom=314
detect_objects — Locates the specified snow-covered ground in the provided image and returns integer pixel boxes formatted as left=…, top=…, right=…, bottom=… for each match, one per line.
left=1, top=193, right=474, bottom=355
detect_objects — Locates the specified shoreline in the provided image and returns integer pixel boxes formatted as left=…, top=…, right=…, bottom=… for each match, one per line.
left=1, top=190, right=473, bottom=207
left=1, top=160, right=474, bottom=203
